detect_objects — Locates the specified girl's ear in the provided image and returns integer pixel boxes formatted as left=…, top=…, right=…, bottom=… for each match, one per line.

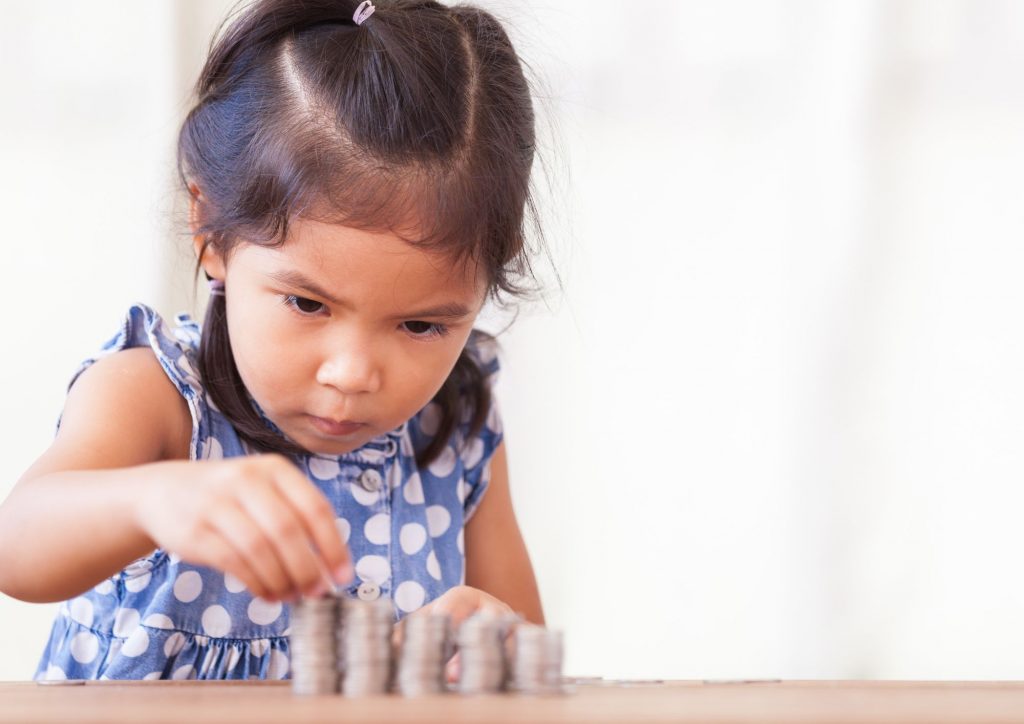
left=188, top=183, right=227, bottom=280
left=187, top=182, right=202, bottom=236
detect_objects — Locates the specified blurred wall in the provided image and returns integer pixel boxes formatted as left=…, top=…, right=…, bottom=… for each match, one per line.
left=3, top=0, right=1024, bottom=681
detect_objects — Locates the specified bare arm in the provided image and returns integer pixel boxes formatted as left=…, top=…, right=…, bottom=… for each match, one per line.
left=463, top=442, right=544, bottom=625
left=0, top=348, right=192, bottom=602
left=0, top=348, right=352, bottom=604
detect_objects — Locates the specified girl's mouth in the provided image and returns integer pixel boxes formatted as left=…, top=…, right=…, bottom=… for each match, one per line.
left=308, top=415, right=366, bottom=437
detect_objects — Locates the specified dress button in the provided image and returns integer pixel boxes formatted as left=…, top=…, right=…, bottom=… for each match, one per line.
left=357, top=581, right=381, bottom=601
left=358, top=469, right=383, bottom=493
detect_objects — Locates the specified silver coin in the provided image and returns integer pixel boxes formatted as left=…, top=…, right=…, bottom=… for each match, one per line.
left=290, top=595, right=342, bottom=695
left=396, top=612, right=451, bottom=696
left=508, top=624, right=565, bottom=695
left=454, top=613, right=508, bottom=695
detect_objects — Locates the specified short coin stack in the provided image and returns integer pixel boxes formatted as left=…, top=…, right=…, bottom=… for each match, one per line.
left=395, top=612, right=452, bottom=696
left=290, top=596, right=566, bottom=698
left=454, top=613, right=512, bottom=695
left=290, top=596, right=340, bottom=695
left=338, top=596, right=396, bottom=696
left=509, top=623, right=564, bottom=695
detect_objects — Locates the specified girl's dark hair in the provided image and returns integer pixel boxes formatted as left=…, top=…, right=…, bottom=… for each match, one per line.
left=178, top=0, right=540, bottom=465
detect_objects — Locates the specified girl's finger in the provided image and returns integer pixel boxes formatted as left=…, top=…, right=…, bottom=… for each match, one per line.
left=195, top=522, right=274, bottom=600
left=269, top=460, right=352, bottom=583
left=207, top=500, right=292, bottom=598
left=445, top=651, right=462, bottom=684
left=237, top=480, right=325, bottom=596
left=433, top=589, right=482, bottom=628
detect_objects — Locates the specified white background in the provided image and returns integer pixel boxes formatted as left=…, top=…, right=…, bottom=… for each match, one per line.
left=3, top=0, right=1024, bottom=681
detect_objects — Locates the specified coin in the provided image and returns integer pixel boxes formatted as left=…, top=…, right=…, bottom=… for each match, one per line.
left=290, top=595, right=340, bottom=695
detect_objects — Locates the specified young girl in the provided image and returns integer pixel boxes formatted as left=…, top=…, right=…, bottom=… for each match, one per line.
left=0, top=0, right=544, bottom=681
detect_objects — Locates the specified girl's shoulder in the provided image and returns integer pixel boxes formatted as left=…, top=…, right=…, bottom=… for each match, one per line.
left=402, top=329, right=504, bottom=521
left=404, top=328, right=501, bottom=443
left=60, top=304, right=206, bottom=461
left=77, top=303, right=204, bottom=393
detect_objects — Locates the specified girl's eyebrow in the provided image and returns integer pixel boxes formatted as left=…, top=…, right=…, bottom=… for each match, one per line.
left=268, top=269, right=473, bottom=320
left=269, top=269, right=343, bottom=305
left=396, top=302, right=473, bottom=321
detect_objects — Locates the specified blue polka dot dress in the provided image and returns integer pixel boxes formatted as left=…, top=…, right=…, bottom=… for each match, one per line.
left=34, top=304, right=503, bottom=681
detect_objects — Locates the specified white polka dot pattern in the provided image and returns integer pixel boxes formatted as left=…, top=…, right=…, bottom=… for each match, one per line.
left=224, top=572, right=246, bottom=594
left=351, top=483, right=380, bottom=506
left=172, top=664, right=195, bottom=680
left=394, top=581, right=426, bottom=613
left=69, top=598, right=94, bottom=627
left=426, top=506, right=451, bottom=538
left=427, top=446, right=457, bottom=478
left=268, top=650, right=290, bottom=680
left=201, top=605, right=232, bottom=637
left=225, top=646, right=243, bottom=672
left=164, top=633, right=187, bottom=658
left=125, top=572, right=152, bottom=593
left=462, top=438, right=485, bottom=470
left=113, top=608, right=141, bottom=638
left=202, top=436, right=224, bottom=461
left=336, top=517, right=351, bottom=544
left=70, top=632, right=99, bottom=664
left=309, top=457, right=341, bottom=480
left=426, top=551, right=442, bottom=581
left=251, top=639, right=270, bottom=658
left=143, top=614, right=174, bottom=630
left=173, top=571, right=202, bottom=603
left=364, top=514, right=391, bottom=545
left=399, top=523, right=427, bottom=555
left=121, top=628, right=150, bottom=658
left=418, top=402, right=442, bottom=435
left=247, top=598, right=282, bottom=626
left=355, top=555, right=391, bottom=584
left=403, top=472, right=425, bottom=504
left=44, top=665, right=67, bottom=681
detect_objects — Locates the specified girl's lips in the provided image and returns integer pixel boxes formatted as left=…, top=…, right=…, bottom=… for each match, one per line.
left=309, top=416, right=366, bottom=437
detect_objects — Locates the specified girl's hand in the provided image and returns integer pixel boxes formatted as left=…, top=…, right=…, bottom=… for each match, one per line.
left=414, top=584, right=516, bottom=629
left=403, top=585, right=518, bottom=683
left=134, top=455, right=352, bottom=602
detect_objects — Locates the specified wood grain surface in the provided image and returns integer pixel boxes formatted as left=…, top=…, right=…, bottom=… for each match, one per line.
left=4, top=679, right=1024, bottom=723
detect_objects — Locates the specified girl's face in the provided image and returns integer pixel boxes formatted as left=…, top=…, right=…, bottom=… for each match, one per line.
left=211, top=218, right=487, bottom=456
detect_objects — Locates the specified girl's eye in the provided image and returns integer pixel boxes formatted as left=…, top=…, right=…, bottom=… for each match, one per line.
left=284, top=295, right=325, bottom=315
left=402, top=320, right=448, bottom=339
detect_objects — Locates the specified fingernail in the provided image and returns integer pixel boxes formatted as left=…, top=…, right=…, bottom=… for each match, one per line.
left=334, top=563, right=354, bottom=584
left=306, top=580, right=329, bottom=598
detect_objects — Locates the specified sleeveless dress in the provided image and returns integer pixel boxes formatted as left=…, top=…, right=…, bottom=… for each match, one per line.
left=34, top=303, right=503, bottom=681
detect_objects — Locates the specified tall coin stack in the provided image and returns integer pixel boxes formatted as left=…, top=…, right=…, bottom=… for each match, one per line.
left=290, top=596, right=340, bottom=695
left=339, top=597, right=396, bottom=696
left=395, top=613, right=452, bottom=696
left=509, top=624, right=564, bottom=695
left=454, top=613, right=511, bottom=694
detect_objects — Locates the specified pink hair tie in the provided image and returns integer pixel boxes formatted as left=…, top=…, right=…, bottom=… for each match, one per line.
left=208, top=278, right=225, bottom=296
left=353, top=0, right=376, bottom=25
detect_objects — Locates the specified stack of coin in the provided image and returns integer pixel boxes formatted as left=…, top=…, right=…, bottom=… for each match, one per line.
left=339, top=597, right=396, bottom=696
left=290, top=596, right=340, bottom=695
left=454, top=613, right=509, bottom=694
left=509, top=624, right=564, bottom=695
left=395, top=613, right=452, bottom=696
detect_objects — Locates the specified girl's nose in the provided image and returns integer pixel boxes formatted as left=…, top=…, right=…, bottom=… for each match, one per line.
left=316, top=346, right=382, bottom=395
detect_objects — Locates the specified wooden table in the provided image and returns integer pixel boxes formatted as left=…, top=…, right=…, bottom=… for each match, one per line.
left=4, top=679, right=1024, bottom=723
